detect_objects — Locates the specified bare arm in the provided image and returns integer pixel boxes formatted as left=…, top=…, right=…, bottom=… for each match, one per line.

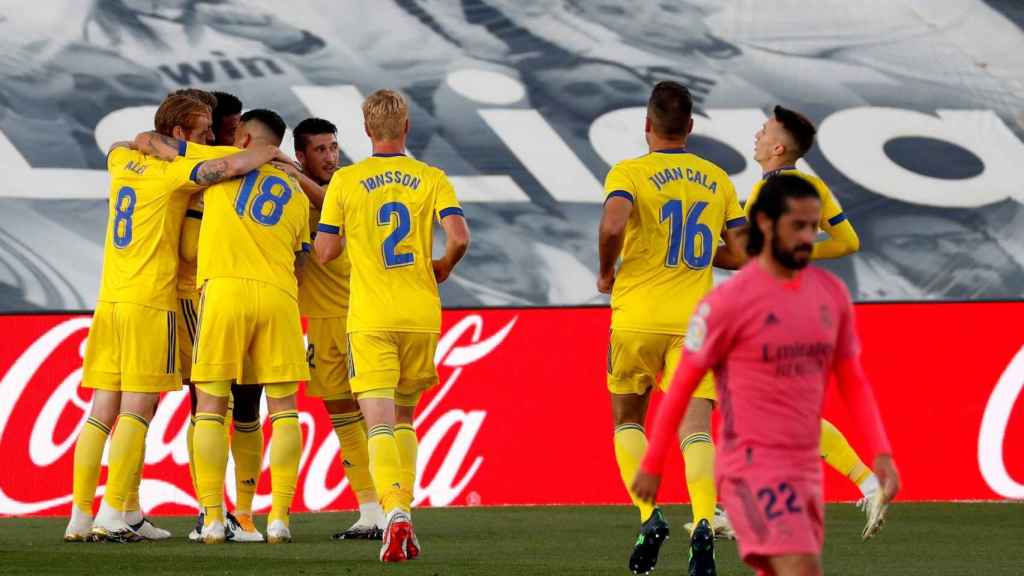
left=597, top=197, right=632, bottom=294
left=193, top=145, right=282, bottom=186
left=314, top=230, right=342, bottom=264
left=712, top=226, right=749, bottom=270
left=107, top=141, right=135, bottom=155
left=133, top=131, right=181, bottom=161
left=433, top=214, right=470, bottom=283
left=273, top=160, right=326, bottom=209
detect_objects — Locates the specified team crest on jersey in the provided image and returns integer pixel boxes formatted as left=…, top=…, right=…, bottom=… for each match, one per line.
left=684, top=314, right=708, bottom=352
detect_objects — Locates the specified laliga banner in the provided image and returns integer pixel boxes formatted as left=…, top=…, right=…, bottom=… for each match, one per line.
left=0, top=303, right=1022, bottom=517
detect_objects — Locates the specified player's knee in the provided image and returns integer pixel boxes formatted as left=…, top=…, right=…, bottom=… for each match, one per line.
left=678, top=398, right=713, bottom=437
left=89, top=390, right=121, bottom=427
left=119, top=392, right=160, bottom=421
left=610, top=392, right=649, bottom=426
left=324, top=398, right=359, bottom=416
left=266, top=394, right=297, bottom=415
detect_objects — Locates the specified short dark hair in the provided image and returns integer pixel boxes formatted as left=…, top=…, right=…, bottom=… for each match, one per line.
left=773, top=105, right=816, bottom=157
left=212, top=91, right=243, bottom=127
left=746, top=174, right=821, bottom=256
left=647, top=81, right=693, bottom=138
left=240, top=108, right=287, bottom=145
left=293, top=117, right=337, bottom=154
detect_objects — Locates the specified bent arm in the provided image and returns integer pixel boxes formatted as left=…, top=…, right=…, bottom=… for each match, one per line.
left=812, top=219, right=861, bottom=260
left=133, top=131, right=183, bottom=161
left=193, top=145, right=280, bottom=186
left=712, top=225, right=749, bottom=270
left=598, top=196, right=632, bottom=278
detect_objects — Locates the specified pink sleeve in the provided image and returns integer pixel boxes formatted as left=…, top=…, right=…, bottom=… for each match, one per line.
left=832, top=276, right=861, bottom=362
left=835, top=357, right=892, bottom=459
left=640, top=293, right=731, bottom=475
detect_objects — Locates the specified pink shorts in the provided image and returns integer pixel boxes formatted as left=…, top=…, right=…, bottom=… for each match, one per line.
left=718, top=467, right=824, bottom=564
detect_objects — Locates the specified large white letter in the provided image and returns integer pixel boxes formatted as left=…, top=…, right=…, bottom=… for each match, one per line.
left=978, top=346, right=1024, bottom=499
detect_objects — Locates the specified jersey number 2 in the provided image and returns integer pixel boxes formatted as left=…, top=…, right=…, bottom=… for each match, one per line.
left=112, top=186, right=136, bottom=248
left=378, top=202, right=414, bottom=268
left=660, top=199, right=712, bottom=269
left=234, top=170, right=292, bottom=226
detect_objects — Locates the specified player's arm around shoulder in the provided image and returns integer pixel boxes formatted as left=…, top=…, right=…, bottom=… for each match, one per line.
left=598, top=161, right=637, bottom=293
left=191, top=144, right=285, bottom=186
left=432, top=168, right=470, bottom=284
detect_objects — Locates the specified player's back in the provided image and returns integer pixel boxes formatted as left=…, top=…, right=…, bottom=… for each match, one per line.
left=747, top=169, right=844, bottom=229
left=99, top=147, right=199, bottom=311
left=327, top=153, right=460, bottom=333
left=299, top=204, right=350, bottom=318
left=697, top=262, right=858, bottom=469
left=607, top=149, right=745, bottom=334
left=197, top=163, right=310, bottom=299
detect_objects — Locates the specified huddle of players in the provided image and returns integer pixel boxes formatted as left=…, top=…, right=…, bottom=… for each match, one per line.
left=599, top=82, right=900, bottom=576
left=63, top=87, right=470, bottom=564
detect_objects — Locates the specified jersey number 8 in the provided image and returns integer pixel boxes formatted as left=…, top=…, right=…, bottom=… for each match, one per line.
left=234, top=170, right=292, bottom=226
left=112, top=186, right=137, bottom=249
left=660, top=199, right=712, bottom=269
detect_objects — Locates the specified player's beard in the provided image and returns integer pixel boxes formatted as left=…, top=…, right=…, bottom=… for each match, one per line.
left=772, top=234, right=813, bottom=270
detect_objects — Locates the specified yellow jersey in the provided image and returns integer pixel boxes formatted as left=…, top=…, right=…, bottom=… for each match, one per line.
left=746, top=168, right=858, bottom=260
left=197, top=162, right=311, bottom=300
left=319, top=153, right=462, bottom=333
left=98, top=146, right=203, bottom=311
left=299, top=204, right=351, bottom=318
left=175, top=143, right=238, bottom=295
left=604, top=148, right=745, bottom=335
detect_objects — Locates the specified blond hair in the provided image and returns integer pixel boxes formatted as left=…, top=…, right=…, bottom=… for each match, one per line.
left=154, top=94, right=211, bottom=137
left=362, top=90, right=408, bottom=141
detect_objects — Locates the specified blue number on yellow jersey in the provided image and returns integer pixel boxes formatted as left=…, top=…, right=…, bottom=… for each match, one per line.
left=192, top=143, right=311, bottom=299
left=98, top=145, right=203, bottom=311
left=604, top=148, right=746, bottom=335
left=319, top=153, right=462, bottom=333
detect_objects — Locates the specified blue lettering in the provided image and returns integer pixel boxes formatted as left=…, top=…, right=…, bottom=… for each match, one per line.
left=385, top=171, right=394, bottom=184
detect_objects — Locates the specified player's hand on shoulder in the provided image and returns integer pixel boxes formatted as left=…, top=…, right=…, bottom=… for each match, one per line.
left=874, top=454, right=901, bottom=503
left=433, top=259, right=453, bottom=284
left=597, top=272, right=615, bottom=294
left=631, top=471, right=660, bottom=503
left=271, top=160, right=301, bottom=179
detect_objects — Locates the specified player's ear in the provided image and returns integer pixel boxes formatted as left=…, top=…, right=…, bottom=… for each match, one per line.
left=644, top=116, right=652, bottom=134
left=171, top=126, right=186, bottom=140
left=685, top=117, right=694, bottom=137
left=296, top=150, right=307, bottom=166
left=403, top=118, right=409, bottom=136
left=756, top=211, right=773, bottom=237
left=364, top=121, right=372, bottom=139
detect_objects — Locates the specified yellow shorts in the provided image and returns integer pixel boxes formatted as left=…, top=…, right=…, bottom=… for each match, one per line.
left=306, top=316, right=352, bottom=401
left=348, top=331, right=439, bottom=398
left=191, top=278, right=309, bottom=385
left=176, top=293, right=200, bottom=381
left=607, top=330, right=715, bottom=400
left=82, top=301, right=181, bottom=393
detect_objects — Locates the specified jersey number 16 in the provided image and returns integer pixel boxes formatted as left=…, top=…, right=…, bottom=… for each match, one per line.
left=660, top=199, right=712, bottom=270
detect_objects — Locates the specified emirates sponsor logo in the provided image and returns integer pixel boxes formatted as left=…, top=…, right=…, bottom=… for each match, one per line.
left=0, top=314, right=516, bottom=515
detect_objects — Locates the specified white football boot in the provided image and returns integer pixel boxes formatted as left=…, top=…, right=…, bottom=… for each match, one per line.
left=684, top=506, right=736, bottom=540
left=227, top=513, right=265, bottom=543
left=63, top=506, right=94, bottom=542
left=266, top=519, right=292, bottom=544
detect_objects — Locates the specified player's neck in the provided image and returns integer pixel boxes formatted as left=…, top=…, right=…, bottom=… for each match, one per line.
left=372, top=140, right=406, bottom=156
left=648, top=137, right=687, bottom=153
left=759, top=156, right=798, bottom=175
left=757, top=253, right=800, bottom=280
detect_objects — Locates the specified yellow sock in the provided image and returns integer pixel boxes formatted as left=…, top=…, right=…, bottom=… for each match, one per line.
left=820, top=419, right=872, bottom=485
left=194, top=412, right=228, bottom=525
left=187, top=416, right=198, bottom=500
left=681, top=432, right=716, bottom=529
left=231, top=420, right=263, bottom=514
left=331, top=411, right=377, bottom=505
left=104, top=413, right=150, bottom=512
left=269, top=410, right=301, bottom=526
left=367, top=424, right=404, bottom=513
left=614, top=424, right=656, bottom=523
left=125, top=448, right=145, bottom=514
left=394, top=424, right=418, bottom=511
left=72, top=417, right=110, bottom=514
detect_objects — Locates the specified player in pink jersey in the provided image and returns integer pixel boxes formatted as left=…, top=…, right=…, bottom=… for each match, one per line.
left=633, top=174, right=900, bottom=576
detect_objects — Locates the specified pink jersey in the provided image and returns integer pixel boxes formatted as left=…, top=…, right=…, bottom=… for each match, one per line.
left=682, top=261, right=860, bottom=471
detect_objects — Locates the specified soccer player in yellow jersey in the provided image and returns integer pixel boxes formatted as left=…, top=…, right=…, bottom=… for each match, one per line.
left=598, top=81, right=747, bottom=576
left=278, top=117, right=385, bottom=540
left=168, top=90, right=266, bottom=543
left=315, top=90, right=470, bottom=563
left=751, top=105, right=886, bottom=539
left=65, top=95, right=283, bottom=543
left=189, top=109, right=311, bottom=545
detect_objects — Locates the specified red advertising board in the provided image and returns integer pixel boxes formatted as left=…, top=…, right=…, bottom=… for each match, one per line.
left=0, top=303, right=1022, bottom=517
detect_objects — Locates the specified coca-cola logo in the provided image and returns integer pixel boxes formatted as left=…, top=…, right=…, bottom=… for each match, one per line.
left=978, top=345, right=1024, bottom=499
left=0, top=314, right=516, bottom=515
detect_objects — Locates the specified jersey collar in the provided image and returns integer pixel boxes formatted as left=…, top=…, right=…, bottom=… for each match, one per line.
left=652, top=147, right=688, bottom=154
left=762, top=165, right=797, bottom=179
left=372, top=152, right=406, bottom=157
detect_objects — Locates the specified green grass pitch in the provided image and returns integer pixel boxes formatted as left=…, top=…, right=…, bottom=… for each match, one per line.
left=1, top=503, right=1021, bottom=575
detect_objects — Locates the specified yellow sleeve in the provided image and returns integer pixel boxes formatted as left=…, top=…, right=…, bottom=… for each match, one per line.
left=721, top=176, right=748, bottom=232
left=434, top=169, right=463, bottom=220
left=164, top=156, right=207, bottom=195
left=106, top=147, right=133, bottom=173
left=183, top=142, right=240, bottom=161
left=744, top=179, right=764, bottom=218
left=811, top=178, right=861, bottom=260
left=318, top=171, right=344, bottom=235
left=295, top=182, right=312, bottom=253
left=603, top=163, right=637, bottom=204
